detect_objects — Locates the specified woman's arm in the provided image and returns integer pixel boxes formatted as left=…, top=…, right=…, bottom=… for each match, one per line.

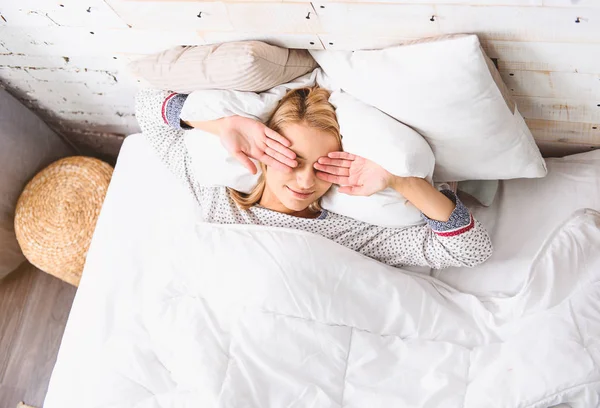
left=183, top=118, right=224, bottom=137
left=389, top=176, right=455, bottom=222
left=409, top=187, right=492, bottom=268
left=314, top=152, right=464, bottom=224
left=315, top=152, right=493, bottom=268
left=135, top=89, right=198, bottom=196
left=389, top=176, right=491, bottom=268
left=341, top=206, right=492, bottom=269
left=186, top=115, right=298, bottom=174
left=136, top=89, right=296, bottom=184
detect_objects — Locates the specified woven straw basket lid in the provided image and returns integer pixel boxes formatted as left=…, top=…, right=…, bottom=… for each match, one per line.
left=14, top=156, right=113, bottom=286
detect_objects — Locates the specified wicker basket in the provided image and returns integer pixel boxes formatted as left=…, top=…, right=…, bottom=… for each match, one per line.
left=14, top=156, right=113, bottom=286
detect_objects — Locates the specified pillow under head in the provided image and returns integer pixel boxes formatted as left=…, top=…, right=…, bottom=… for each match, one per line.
left=181, top=70, right=435, bottom=227
left=321, top=91, right=433, bottom=226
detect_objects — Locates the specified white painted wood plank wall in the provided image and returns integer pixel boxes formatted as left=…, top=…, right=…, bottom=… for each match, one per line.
left=0, top=0, right=599, bottom=157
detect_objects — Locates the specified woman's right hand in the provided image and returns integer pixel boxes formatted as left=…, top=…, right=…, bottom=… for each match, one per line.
left=217, top=115, right=298, bottom=174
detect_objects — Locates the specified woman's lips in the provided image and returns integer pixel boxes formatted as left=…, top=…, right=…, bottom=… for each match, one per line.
left=286, top=186, right=314, bottom=199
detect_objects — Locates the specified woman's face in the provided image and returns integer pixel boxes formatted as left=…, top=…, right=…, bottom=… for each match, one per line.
left=261, top=122, right=340, bottom=215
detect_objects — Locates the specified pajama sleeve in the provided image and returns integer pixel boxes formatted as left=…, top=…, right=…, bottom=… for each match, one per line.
left=352, top=190, right=493, bottom=269
left=417, top=190, right=493, bottom=268
left=134, top=89, right=200, bottom=199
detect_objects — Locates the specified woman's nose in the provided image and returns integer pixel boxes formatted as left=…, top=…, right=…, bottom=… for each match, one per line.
left=296, top=166, right=316, bottom=189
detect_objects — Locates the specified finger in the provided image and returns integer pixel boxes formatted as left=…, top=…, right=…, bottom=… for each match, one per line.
left=233, top=151, right=257, bottom=174
left=315, top=171, right=351, bottom=185
left=328, top=151, right=356, bottom=160
left=264, top=146, right=298, bottom=168
left=264, top=127, right=292, bottom=147
left=317, top=157, right=352, bottom=168
left=260, top=154, right=293, bottom=173
left=313, top=163, right=350, bottom=177
left=265, top=138, right=297, bottom=161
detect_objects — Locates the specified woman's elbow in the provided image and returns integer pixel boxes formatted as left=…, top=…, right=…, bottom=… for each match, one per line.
left=458, top=235, right=493, bottom=268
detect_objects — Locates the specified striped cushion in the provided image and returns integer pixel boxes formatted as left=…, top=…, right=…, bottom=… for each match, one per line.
left=128, top=41, right=318, bottom=93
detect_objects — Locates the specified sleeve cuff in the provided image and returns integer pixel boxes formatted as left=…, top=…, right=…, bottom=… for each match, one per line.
left=162, top=93, right=192, bottom=130
left=422, top=190, right=475, bottom=237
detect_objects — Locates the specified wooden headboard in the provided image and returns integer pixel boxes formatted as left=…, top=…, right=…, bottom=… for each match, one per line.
left=0, top=0, right=598, bottom=158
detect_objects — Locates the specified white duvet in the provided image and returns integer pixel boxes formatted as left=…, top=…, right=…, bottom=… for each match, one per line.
left=45, top=136, right=600, bottom=408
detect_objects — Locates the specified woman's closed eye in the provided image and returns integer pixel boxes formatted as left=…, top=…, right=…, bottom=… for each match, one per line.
left=294, top=156, right=313, bottom=168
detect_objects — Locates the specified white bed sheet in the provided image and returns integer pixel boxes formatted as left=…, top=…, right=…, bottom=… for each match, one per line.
left=45, top=134, right=599, bottom=407
left=436, top=149, right=600, bottom=297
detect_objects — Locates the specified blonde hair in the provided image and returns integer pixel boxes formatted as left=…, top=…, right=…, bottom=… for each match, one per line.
left=229, top=86, right=341, bottom=211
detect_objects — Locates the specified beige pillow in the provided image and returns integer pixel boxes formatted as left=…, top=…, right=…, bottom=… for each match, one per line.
left=128, top=41, right=318, bottom=93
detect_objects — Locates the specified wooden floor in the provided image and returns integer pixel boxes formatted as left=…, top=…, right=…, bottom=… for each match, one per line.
left=0, top=262, right=76, bottom=408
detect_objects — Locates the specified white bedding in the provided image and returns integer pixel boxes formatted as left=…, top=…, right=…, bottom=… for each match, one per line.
left=437, top=149, right=600, bottom=296
left=45, top=135, right=600, bottom=408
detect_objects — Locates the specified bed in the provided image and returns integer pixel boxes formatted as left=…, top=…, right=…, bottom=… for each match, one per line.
left=43, top=133, right=600, bottom=407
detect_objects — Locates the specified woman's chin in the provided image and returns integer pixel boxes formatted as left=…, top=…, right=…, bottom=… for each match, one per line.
left=283, top=201, right=309, bottom=212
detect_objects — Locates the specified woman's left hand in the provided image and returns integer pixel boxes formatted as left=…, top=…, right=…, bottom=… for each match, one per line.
left=314, top=152, right=393, bottom=196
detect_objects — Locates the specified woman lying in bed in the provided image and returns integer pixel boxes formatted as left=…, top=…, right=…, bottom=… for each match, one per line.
left=136, top=86, right=492, bottom=269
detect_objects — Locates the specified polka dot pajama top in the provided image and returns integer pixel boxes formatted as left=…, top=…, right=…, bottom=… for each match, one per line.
left=135, top=88, right=493, bottom=269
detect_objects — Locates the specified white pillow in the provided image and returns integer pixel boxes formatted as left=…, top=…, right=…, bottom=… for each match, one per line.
left=180, top=70, right=323, bottom=124
left=184, top=129, right=260, bottom=193
left=181, top=71, right=325, bottom=194
left=309, top=35, right=547, bottom=182
left=322, top=91, right=433, bottom=226
left=181, top=70, right=434, bottom=227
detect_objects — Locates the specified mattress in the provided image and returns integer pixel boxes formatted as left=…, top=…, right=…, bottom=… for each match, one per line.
left=44, top=134, right=600, bottom=407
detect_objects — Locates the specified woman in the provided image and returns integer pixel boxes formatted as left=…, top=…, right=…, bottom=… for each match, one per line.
left=136, top=87, right=492, bottom=269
